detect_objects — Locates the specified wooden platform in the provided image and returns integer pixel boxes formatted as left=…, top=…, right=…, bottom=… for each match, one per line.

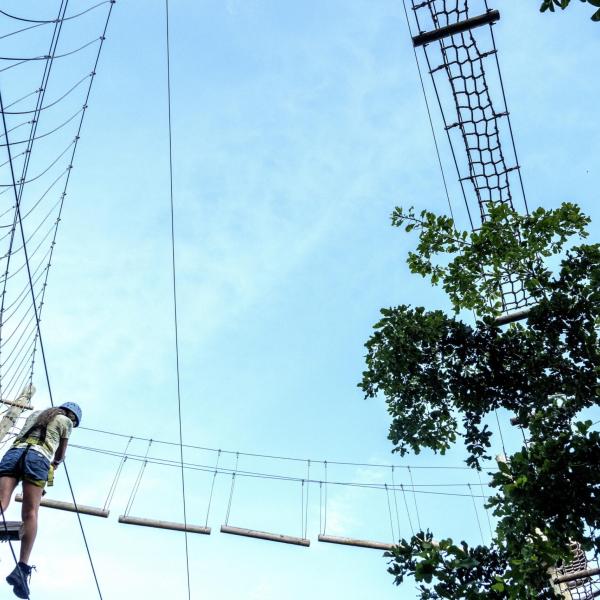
left=0, top=521, right=22, bottom=542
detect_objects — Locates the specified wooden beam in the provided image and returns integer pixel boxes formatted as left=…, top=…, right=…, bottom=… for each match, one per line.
left=220, top=525, right=310, bottom=547
left=118, top=515, right=210, bottom=535
left=554, top=566, right=600, bottom=584
left=0, top=400, right=33, bottom=410
left=494, top=306, right=533, bottom=326
left=15, top=494, right=109, bottom=518
left=412, top=10, right=500, bottom=47
left=318, top=534, right=394, bottom=551
left=0, top=520, right=22, bottom=542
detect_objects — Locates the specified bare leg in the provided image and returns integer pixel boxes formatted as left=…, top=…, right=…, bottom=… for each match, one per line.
left=20, top=481, right=43, bottom=565
left=0, top=475, right=18, bottom=516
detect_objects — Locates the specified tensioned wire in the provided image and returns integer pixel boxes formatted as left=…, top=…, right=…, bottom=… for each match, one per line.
left=164, top=1, right=191, bottom=598
left=70, top=442, right=493, bottom=498
left=79, top=424, right=487, bottom=470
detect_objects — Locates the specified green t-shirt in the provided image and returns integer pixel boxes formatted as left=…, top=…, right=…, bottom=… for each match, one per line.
left=14, top=410, right=73, bottom=462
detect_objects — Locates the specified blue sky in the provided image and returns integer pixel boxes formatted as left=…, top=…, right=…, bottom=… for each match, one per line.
left=0, top=1, right=598, bottom=599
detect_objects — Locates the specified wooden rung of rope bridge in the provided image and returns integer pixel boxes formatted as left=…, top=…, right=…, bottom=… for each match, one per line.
left=318, top=534, right=393, bottom=551
left=118, top=514, right=210, bottom=535
left=220, top=524, right=310, bottom=547
left=15, top=494, right=109, bottom=518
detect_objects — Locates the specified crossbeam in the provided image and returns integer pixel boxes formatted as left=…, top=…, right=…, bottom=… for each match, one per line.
left=118, top=515, right=210, bottom=534
left=318, top=534, right=393, bottom=551
left=554, top=566, right=600, bottom=584
left=220, top=524, right=310, bottom=547
left=412, top=10, right=500, bottom=48
left=0, top=521, right=22, bottom=542
left=15, top=494, right=109, bottom=518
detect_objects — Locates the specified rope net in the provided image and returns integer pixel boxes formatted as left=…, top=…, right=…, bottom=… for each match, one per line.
left=0, top=2, right=113, bottom=438
left=553, top=543, right=600, bottom=600
left=411, top=0, right=532, bottom=313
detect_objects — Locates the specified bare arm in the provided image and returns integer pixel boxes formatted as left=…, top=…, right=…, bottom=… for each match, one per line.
left=52, top=438, right=69, bottom=469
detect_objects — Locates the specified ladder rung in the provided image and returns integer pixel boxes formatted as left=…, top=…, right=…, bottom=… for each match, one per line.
left=554, top=567, right=600, bottom=584
left=412, top=10, right=500, bottom=47
left=494, top=306, right=534, bottom=326
left=119, top=514, right=210, bottom=535
left=15, top=493, right=109, bottom=518
left=220, top=524, right=309, bottom=547
left=0, top=521, right=22, bottom=542
left=318, top=534, right=394, bottom=551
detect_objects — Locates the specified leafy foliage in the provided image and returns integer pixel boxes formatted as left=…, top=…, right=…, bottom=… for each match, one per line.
left=539, top=0, right=600, bottom=22
left=361, top=203, right=600, bottom=598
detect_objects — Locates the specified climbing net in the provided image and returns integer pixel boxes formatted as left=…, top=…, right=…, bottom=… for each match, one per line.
left=0, top=2, right=113, bottom=430
left=409, top=0, right=532, bottom=313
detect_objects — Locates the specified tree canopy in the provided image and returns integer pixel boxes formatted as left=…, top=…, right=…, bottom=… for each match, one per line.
left=539, top=0, right=600, bottom=21
left=360, top=202, right=600, bottom=598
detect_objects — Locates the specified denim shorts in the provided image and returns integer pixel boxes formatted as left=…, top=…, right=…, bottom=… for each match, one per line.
left=0, top=447, right=51, bottom=488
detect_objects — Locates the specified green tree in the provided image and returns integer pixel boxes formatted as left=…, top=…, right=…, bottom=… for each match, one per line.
left=539, top=0, right=600, bottom=21
left=360, top=202, right=600, bottom=598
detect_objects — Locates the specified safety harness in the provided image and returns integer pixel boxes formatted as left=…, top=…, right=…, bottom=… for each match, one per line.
left=12, top=420, right=55, bottom=487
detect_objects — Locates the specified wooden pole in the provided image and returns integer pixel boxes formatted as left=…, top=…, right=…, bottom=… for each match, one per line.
left=15, top=493, right=109, bottom=518
left=118, top=514, right=210, bottom=535
left=494, top=306, right=533, bottom=326
left=220, top=524, right=310, bottom=547
left=318, top=534, right=394, bottom=551
left=412, top=10, right=500, bottom=47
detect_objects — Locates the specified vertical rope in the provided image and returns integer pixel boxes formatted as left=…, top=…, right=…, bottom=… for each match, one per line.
left=477, top=470, right=494, bottom=540
left=468, top=483, right=485, bottom=545
left=319, top=481, right=323, bottom=535
left=164, top=2, right=190, bottom=597
left=224, top=452, right=239, bottom=525
left=204, top=450, right=221, bottom=527
left=400, top=483, right=415, bottom=537
left=103, top=435, right=132, bottom=511
left=301, top=479, right=305, bottom=539
left=303, top=460, right=310, bottom=539
left=323, top=461, right=328, bottom=534
left=408, top=466, right=422, bottom=531
left=385, top=483, right=396, bottom=543
left=391, top=467, right=402, bottom=540
left=124, top=439, right=152, bottom=516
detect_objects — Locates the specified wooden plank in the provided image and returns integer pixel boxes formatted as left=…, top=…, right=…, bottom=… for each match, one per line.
left=412, top=10, right=500, bottom=47
left=15, top=493, right=109, bottom=518
left=220, top=524, right=309, bottom=547
left=0, top=520, right=22, bottom=542
left=119, top=515, right=210, bottom=535
left=318, top=534, right=393, bottom=551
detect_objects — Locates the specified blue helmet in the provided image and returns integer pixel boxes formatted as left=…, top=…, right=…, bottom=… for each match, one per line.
left=59, top=402, right=82, bottom=427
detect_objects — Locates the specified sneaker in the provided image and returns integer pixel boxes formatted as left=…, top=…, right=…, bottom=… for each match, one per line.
left=6, top=562, right=32, bottom=599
